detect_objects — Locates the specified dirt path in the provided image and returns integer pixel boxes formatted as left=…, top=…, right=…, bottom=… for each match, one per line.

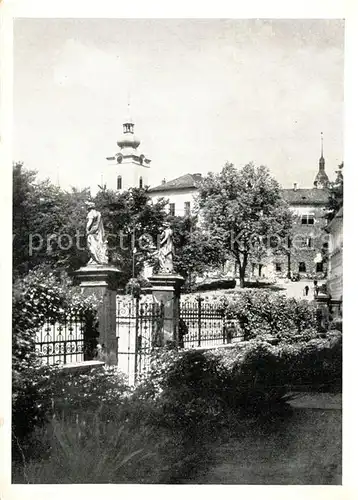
left=190, top=394, right=342, bottom=485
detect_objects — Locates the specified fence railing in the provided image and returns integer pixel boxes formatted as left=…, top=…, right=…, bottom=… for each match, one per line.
left=179, top=297, right=242, bottom=348
left=35, top=313, right=98, bottom=365
left=116, top=294, right=164, bottom=384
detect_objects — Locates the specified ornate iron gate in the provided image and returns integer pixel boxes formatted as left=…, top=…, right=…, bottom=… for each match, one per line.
left=179, top=297, right=227, bottom=348
left=116, top=295, right=164, bottom=384
left=35, top=312, right=98, bottom=365
left=179, top=296, right=244, bottom=348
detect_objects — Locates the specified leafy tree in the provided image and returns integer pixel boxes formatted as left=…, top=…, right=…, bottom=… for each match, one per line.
left=13, top=164, right=169, bottom=285
left=326, top=162, right=343, bottom=221
left=198, top=162, right=292, bottom=287
left=94, top=187, right=168, bottom=287
left=13, top=162, right=91, bottom=278
left=13, top=162, right=38, bottom=277
left=168, top=215, right=226, bottom=289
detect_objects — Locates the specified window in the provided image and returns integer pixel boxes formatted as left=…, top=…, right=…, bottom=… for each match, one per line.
left=307, top=237, right=312, bottom=248
left=275, top=263, right=282, bottom=272
left=169, top=203, right=175, bottom=216
left=298, top=262, right=306, bottom=273
left=301, top=215, right=314, bottom=225
left=316, top=262, right=323, bottom=273
left=184, top=201, right=191, bottom=216
left=139, top=176, right=143, bottom=189
left=117, top=175, right=122, bottom=190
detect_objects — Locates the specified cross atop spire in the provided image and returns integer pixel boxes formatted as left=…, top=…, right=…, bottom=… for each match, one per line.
left=320, top=131, right=324, bottom=159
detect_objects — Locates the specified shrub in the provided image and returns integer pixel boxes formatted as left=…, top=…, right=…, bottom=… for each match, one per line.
left=12, top=363, right=130, bottom=465
left=50, top=365, right=130, bottom=420
left=13, top=413, right=162, bottom=484
left=212, top=332, right=342, bottom=395
left=194, top=277, right=236, bottom=292
left=215, top=290, right=317, bottom=341
left=135, top=345, right=294, bottom=428
left=12, top=365, right=54, bottom=445
left=12, top=269, right=99, bottom=451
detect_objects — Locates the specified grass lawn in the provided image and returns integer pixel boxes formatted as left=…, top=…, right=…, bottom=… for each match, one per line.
left=190, top=406, right=342, bottom=485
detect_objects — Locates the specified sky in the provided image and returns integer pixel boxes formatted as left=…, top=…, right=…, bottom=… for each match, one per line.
left=13, top=18, right=344, bottom=194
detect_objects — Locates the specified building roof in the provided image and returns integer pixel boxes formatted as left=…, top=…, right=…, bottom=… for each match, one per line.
left=150, top=173, right=330, bottom=207
left=282, top=188, right=330, bottom=205
left=314, top=169, right=330, bottom=189
left=149, top=173, right=202, bottom=192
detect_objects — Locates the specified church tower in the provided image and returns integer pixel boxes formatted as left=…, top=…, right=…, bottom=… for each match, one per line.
left=314, top=132, right=330, bottom=189
left=103, top=109, right=151, bottom=192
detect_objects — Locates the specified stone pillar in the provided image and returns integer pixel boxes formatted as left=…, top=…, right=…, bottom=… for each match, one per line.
left=148, top=273, right=185, bottom=346
left=315, top=291, right=330, bottom=333
left=73, top=265, right=121, bottom=364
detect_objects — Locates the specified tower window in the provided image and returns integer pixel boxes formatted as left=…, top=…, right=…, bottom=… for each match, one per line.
left=275, top=263, right=282, bottom=272
left=316, top=262, right=323, bottom=273
left=169, top=203, right=175, bottom=216
left=117, top=175, right=122, bottom=190
left=301, top=215, right=315, bottom=225
left=184, top=201, right=191, bottom=216
left=139, top=176, right=143, bottom=189
left=298, top=262, right=306, bottom=273
left=123, top=123, right=133, bottom=134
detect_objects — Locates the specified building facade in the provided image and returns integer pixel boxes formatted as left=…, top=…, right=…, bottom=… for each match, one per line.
left=148, top=173, right=202, bottom=217
left=266, top=186, right=330, bottom=280
left=325, top=207, right=343, bottom=302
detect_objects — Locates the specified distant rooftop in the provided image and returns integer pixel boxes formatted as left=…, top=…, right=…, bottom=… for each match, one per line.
left=149, top=173, right=203, bottom=192
left=150, top=173, right=330, bottom=206
left=282, top=188, right=330, bottom=205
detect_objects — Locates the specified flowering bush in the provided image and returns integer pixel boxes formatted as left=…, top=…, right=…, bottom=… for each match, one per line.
left=211, top=331, right=342, bottom=395
left=12, top=268, right=100, bottom=450
left=210, top=290, right=317, bottom=342
left=135, top=330, right=342, bottom=425
left=50, top=366, right=130, bottom=419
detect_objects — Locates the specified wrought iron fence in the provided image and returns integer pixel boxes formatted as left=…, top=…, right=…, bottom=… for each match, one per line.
left=116, top=294, right=164, bottom=384
left=179, top=296, right=243, bottom=348
left=35, top=312, right=98, bottom=365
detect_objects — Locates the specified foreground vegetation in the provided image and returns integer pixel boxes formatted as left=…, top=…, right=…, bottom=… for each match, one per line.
left=12, top=268, right=342, bottom=483
left=13, top=331, right=341, bottom=483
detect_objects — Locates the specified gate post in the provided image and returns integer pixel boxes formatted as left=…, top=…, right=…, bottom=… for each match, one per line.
left=148, top=273, right=185, bottom=346
left=314, top=283, right=331, bottom=332
left=73, top=265, right=121, bottom=364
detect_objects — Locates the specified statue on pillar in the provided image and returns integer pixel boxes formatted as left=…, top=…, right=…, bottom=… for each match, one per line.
left=85, top=201, right=109, bottom=265
left=157, top=222, right=174, bottom=274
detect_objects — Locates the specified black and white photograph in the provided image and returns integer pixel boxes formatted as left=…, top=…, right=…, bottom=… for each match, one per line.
left=2, top=5, right=353, bottom=492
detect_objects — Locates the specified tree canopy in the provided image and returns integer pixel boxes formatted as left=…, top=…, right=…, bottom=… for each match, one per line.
left=13, top=162, right=91, bottom=278
left=94, top=187, right=168, bottom=286
left=326, top=162, right=343, bottom=221
left=197, top=162, right=292, bottom=287
left=13, top=163, right=170, bottom=285
left=168, top=215, right=226, bottom=289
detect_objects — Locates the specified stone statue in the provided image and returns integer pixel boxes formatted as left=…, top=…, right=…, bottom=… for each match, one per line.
left=85, top=201, right=108, bottom=265
left=157, top=222, right=174, bottom=273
